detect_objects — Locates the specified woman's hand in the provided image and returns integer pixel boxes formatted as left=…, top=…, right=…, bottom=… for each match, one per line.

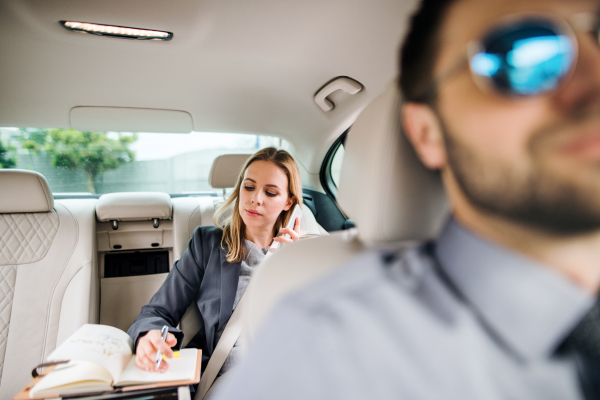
left=271, top=217, right=301, bottom=252
left=135, top=329, right=177, bottom=372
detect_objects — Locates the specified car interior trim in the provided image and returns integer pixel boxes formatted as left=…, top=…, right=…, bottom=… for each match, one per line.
left=70, top=107, right=194, bottom=133
left=0, top=170, right=54, bottom=213
left=95, top=192, right=173, bottom=222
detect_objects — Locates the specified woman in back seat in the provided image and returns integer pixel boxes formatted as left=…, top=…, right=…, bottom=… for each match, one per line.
left=127, top=147, right=303, bottom=379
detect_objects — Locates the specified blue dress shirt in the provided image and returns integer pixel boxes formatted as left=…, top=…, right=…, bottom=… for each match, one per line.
left=213, top=218, right=594, bottom=400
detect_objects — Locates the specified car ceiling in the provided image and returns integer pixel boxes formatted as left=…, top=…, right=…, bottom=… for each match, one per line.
left=0, top=0, right=417, bottom=173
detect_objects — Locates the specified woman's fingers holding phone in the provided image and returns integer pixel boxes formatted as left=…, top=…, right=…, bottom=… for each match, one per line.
left=276, top=226, right=299, bottom=243
left=271, top=216, right=301, bottom=251
left=282, top=217, right=301, bottom=241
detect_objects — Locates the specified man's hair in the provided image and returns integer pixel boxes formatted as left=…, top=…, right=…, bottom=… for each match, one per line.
left=399, top=0, right=459, bottom=103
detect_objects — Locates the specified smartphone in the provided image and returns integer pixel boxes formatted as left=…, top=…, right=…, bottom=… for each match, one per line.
left=269, top=204, right=303, bottom=251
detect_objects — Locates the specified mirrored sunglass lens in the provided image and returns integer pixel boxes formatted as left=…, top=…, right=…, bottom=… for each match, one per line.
left=470, top=20, right=575, bottom=96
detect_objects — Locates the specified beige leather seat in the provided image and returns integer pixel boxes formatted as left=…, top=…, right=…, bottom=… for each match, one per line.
left=243, top=81, right=449, bottom=340
left=96, top=192, right=176, bottom=332
left=0, top=170, right=98, bottom=398
left=93, top=191, right=217, bottom=334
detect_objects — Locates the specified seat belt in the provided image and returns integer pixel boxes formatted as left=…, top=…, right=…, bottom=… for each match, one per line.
left=195, top=285, right=250, bottom=400
left=197, top=196, right=217, bottom=227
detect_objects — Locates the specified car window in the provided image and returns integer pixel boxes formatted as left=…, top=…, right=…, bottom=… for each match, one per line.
left=0, top=127, right=286, bottom=195
left=321, top=131, right=347, bottom=199
left=330, top=144, right=344, bottom=188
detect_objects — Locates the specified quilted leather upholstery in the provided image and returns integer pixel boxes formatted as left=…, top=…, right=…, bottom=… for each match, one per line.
left=0, top=211, right=58, bottom=378
left=0, top=212, right=59, bottom=265
left=0, top=167, right=98, bottom=399
left=0, top=266, right=16, bottom=380
left=0, top=200, right=97, bottom=399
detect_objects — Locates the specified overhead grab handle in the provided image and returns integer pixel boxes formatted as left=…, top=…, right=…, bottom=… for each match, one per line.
left=314, top=77, right=363, bottom=112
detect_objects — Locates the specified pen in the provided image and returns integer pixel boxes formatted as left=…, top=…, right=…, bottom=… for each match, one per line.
left=155, top=325, right=168, bottom=371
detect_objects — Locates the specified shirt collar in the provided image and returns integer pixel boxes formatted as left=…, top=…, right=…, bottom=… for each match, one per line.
left=435, top=217, right=594, bottom=361
left=242, top=239, right=269, bottom=261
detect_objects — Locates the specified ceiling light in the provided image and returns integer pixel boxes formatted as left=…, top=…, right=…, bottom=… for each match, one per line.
left=60, top=21, right=172, bottom=41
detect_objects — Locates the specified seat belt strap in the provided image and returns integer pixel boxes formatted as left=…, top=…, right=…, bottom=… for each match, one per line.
left=195, top=286, right=249, bottom=400
left=197, top=196, right=216, bottom=227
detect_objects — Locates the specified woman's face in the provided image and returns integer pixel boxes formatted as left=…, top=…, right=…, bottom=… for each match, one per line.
left=239, top=160, right=294, bottom=233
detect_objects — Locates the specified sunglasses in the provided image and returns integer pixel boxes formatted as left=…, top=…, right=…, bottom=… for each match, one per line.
left=418, top=12, right=600, bottom=101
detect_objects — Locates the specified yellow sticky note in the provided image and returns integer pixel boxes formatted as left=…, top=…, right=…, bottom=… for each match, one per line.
left=162, top=351, right=181, bottom=360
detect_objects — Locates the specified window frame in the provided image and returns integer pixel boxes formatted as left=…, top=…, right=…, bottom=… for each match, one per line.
left=320, top=129, right=348, bottom=198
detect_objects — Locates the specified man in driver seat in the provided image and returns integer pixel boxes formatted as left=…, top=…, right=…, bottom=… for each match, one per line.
left=215, top=0, right=600, bottom=398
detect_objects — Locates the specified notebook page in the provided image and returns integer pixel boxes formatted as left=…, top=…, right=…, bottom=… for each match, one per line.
left=48, top=324, right=133, bottom=383
left=29, top=361, right=112, bottom=396
left=115, top=348, right=197, bottom=386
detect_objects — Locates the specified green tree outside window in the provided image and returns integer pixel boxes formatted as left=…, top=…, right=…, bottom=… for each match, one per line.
left=0, top=138, right=17, bottom=169
left=23, top=129, right=137, bottom=193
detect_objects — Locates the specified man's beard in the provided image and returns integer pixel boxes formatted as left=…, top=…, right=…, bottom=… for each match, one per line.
left=438, top=108, right=600, bottom=235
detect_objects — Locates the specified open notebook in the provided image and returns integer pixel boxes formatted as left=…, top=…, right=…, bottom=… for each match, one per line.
left=15, top=324, right=200, bottom=399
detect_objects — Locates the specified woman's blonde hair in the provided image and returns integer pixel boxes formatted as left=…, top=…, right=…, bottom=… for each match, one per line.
left=214, top=147, right=303, bottom=263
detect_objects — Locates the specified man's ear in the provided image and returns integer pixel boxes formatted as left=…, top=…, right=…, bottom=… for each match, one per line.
left=402, top=102, right=447, bottom=170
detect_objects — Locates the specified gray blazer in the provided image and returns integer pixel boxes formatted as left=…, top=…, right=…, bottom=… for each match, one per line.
left=127, top=225, right=241, bottom=371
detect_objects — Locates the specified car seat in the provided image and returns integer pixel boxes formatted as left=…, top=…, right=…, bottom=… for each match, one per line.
left=243, top=80, right=449, bottom=341
left=0, top=170, right=98, bottom=398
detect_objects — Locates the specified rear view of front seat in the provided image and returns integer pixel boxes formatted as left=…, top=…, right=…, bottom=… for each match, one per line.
left=243, top=80, right=449, bottom=340
left=0, top=170, right=97, bottom=398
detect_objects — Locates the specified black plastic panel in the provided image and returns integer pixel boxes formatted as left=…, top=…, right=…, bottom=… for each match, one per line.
left=104, top=251, right=169, bottom=278
left=303, top=188, right=348, bottom=232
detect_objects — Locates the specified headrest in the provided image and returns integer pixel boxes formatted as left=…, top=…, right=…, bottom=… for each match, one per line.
left=337, top=81, right=449, bottom=245
left=96, top=192, right=172, bottom=222
left=210, top=154, right=252, bottom=189
left=0, top=169, right=54, bottom=213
